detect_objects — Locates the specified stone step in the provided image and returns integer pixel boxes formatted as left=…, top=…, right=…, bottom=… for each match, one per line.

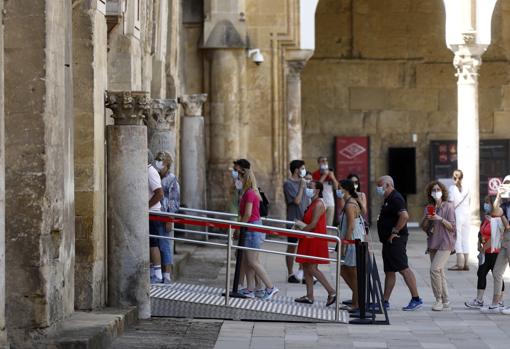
left=35, top=307, right=137, bottom=349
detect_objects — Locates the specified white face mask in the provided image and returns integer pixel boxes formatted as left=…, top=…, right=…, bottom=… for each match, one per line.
left=231, top=170, right=239, bottom=179
left=154, top=160, right=164, bottom=171
left=305, top=188, right=315, bottom=198
left=320, top=164, right=328, bottom=170
left=299, top=168, right=307, bottom=178
left=235, top=180, right=243, bottom=190
left=354, top=184, right=359, bottom=190
left=432, top=191, right=442, bottom=200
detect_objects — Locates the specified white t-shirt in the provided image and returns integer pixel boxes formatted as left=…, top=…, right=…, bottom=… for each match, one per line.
left=448, top=185, right=470, bottom=213
left=322, top=182, right=335, bottom=207
left=148, top=165, right=162, bottom=211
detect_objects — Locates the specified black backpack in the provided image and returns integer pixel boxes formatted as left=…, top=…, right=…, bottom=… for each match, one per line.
left=258, top=188, right=270, bottom=217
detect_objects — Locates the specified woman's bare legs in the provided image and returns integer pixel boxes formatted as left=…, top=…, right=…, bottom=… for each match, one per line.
left=245, top=250, right=273, bottom=289
left=341, top=266, right=358, bottom=308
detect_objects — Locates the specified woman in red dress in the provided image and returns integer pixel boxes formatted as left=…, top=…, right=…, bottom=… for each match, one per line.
left=294, top=181, right=337, bottom=306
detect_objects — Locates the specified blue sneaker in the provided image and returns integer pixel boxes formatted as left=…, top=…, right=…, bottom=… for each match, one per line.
left=402, top=298, right=423, bottom=311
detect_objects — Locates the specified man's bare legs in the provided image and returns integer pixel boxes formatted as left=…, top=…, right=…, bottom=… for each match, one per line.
left=384, top=268, right=419, bottom=301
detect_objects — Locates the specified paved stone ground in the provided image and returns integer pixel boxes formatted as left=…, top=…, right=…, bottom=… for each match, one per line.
left=112, top=228, right=510, bottom=349
left=213, top=228, right=510, bottom=349
left=111, top=318, right=222, bottom=349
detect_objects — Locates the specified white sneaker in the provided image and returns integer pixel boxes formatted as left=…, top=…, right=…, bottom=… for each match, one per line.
left=432, top=300, right=443, bottom=311
left=501, top=307, right=510, bottom=315
left=163, top=276, right=172, bottom=284
left=465, top=298, right=483, bottom=309
left=254, top=289, right=266, bottom=299
left=481, top=304, right=503, bottom=314
left=442, top=301, right=450, bottom=310
left=262, top=287, right=279, bottom=301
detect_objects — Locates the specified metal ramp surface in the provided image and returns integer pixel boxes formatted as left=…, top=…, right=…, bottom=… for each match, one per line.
left=151, top=282, right=349, bottom=323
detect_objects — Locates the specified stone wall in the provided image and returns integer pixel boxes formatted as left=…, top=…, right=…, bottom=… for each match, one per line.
left=302, top=0, right=510, bottom=221
left=4, top=0, right=75, bottom=344
left=73, top=0, right=107, bottom=310
left=0, top=0, right=6, bottom=346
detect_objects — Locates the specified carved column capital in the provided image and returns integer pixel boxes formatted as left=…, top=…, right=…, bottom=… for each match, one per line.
left=287, top=61, right=306, bottom=81
left=453, top=49, right=481, bottom=84
left=105, top=91, right=151, bottom=125
left=180, top=94, right=207, bottom=117
left=148, top=99, right=178, bottom=130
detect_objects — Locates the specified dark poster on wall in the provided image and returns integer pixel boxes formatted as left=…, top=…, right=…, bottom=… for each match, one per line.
left=335, top=136, right=370, bottom=220
left=430, top=140, right=510, bottom=200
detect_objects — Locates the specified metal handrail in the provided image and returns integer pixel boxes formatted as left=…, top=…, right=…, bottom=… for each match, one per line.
left=149, top=209, right=342, bottom=321
left=179, top=207, right=339, bottom=234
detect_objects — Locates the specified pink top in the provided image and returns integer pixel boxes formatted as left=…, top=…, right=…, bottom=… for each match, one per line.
left=240, top=189, right=261, bottom=223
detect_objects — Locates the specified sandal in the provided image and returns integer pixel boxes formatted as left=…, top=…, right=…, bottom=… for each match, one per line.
left=448, top=265, right=465, bottom=271
left=295, top=295, right=314, bottom=304
left=326, top=293, right=337, bottom=307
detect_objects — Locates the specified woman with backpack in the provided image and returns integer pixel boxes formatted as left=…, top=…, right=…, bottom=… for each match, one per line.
left=237, top=169, right=279, bottom=300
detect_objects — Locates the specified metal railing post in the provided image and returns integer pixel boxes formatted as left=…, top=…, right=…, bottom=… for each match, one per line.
left=225, top=225, right=232, bottom=306
left=335, top=239, right=341, bottom=322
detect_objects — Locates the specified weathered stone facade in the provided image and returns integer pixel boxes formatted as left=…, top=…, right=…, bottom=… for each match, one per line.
left=302, top=0, right=510, bottom=221
left=4, top=0, right=75, bottom=345
left=0, top=0, right=508, bottom=346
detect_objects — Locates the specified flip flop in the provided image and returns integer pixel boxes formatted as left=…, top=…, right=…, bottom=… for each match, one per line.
left=326, top=293, right=337, bottom=307
left=448, top=265, right=465, bottom=271
left=294, top=295, right=314, bottom=304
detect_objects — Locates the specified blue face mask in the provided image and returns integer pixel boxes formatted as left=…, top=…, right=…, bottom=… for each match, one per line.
left=336, top=189, right=344, bottom=199
left=483, top=203, right=491, bottom=214
left=376, top=186, right=385, bottom=197
left=231, top=170, right=239, bottom=179
left=305, top=188, right=315, bottom=198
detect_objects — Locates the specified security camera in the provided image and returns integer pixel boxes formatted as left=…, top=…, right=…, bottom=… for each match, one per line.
left=247, top=49, right=264, bottom=65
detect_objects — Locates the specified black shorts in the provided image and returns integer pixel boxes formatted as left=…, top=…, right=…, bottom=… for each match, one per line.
left=382, top=234, right=409, bottom=272
left=287, top=236, right=298, bottom=244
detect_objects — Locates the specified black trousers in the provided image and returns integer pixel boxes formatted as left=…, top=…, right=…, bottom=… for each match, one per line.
left=477, top=252, right=505, bottom=291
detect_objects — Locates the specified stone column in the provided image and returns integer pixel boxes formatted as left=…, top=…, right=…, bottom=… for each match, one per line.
left=453, top=40, right=483, bottom=227
left=148, top=99, right=178, bottom=172
left=181, top=94, right=207, bottom=210
left=105, top=91, right=151, bottom=319
left=207, top=49, right=246, bottom=211
left=0, top=0, right=6, bottom=346
left=286, top=61, right=305, bottom=161
left=4, top=0, right=75, bottom=343
left=73, top=0, right=108, bottom=311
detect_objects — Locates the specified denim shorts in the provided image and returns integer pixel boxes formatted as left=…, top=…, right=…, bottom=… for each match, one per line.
left=244, top=220, right=265, bottom=249
left=149, top=220, right=173, bottom=265
left=343, top=245, right=357, bottom=267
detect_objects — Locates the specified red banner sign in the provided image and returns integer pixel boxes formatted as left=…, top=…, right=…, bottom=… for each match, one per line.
left=335, top=136, right=370, bottom=219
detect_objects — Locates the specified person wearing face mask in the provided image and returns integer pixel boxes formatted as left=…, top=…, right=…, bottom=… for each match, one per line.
left=420, top=181, right=456, bottom=311
left=294, top=181, right=337, bottom=306
left=153, top=151, right=180, bottom=283
left=148, top=150, right=164, bottom=283
left=312, top=156, right=339, bottom=226
left=447, top=169, right=471, bottom=271
left=376, top=175, right=422, bottom=311
left=465, top=197, right=506, bottom=309
left=283, top=160, right=308, bottom=283
left=229, top=159, right=251, bottom=214
left=237, top=169, right=279, bottom=300
left=347, top=174, right=367, bottom=216
left=337, top=179, right=365, bottom=312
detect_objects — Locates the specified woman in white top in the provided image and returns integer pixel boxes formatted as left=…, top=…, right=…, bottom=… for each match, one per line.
left=448, top=169, right=471, bottom=271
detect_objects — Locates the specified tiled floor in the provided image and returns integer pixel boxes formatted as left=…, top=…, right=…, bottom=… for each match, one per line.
left=214, top=227, right=510, bottom=349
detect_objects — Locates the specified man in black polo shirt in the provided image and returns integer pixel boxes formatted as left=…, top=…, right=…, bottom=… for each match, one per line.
left=376, top=175, right=423, bottom=311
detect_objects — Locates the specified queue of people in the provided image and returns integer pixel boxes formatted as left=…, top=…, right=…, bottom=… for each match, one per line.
left=148, top=151, right=510, bottom=313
